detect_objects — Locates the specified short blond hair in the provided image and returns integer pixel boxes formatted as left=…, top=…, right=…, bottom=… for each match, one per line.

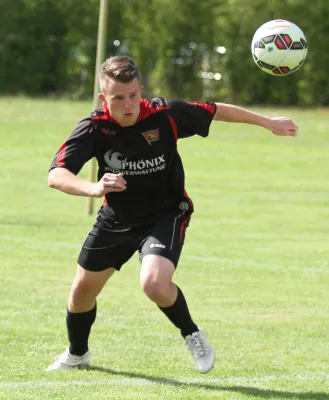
left=99, top=56, right=141, bottom=93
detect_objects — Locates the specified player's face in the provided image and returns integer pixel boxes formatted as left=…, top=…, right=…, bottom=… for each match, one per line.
left=99, top=77, right=143, bottom=127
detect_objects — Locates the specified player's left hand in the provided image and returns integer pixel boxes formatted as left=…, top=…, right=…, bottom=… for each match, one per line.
left=267, top=117, right=298, bottom=136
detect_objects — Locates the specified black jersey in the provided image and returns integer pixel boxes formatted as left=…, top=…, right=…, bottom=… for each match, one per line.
left=50, top=98, right=216, bottom=226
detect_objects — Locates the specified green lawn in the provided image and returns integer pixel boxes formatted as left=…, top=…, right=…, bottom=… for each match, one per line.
left=0, top=97, right=328, bottom=399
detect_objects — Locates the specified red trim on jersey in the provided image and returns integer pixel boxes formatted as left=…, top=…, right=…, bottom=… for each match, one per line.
left=91, top=106, right=108, bottom=120
left=180, top=217, right=190, bottom=243
left=167, top=115, right=178, bottom=141
left=179, top=190, right=194, bottom=242
left=56, top=142, right=67, bottom=167
left=183, top=189, right=194, bottom=210
left=91, top=100, right=169, bottom=125
left=189, top=102, right=216, bottom=115
left=91, top=104, right=121, bottom=124
left=136, top=99, right=169, bottom=122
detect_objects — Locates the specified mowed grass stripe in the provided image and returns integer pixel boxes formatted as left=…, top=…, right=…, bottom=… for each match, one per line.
left=2, top=372, right=329, bottom=389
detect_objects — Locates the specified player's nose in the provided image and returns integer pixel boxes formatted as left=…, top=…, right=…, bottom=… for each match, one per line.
left=123, top=99, right=132, bottom=110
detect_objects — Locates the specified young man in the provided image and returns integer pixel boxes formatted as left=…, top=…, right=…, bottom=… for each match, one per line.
left=46, top=56, right=297, bottom=373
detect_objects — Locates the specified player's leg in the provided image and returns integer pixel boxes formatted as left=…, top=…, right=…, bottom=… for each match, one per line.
left=139, top=211, right=215, bottom=373
left=66, top=265, right=115, bottom=353
left=46, top=224, right=137, bottom=371
left=140, top=254, right=198, bottom=334
left=46, top=266, right=114, bottom=371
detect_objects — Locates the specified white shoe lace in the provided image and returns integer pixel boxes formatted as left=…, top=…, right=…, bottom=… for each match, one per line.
left=187, top=333, right=209, bottom=359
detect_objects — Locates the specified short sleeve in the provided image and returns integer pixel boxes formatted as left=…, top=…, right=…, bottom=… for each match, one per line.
left=49, top=117, right=95, bottom=175
left=165, top=99, right=216, bottom=139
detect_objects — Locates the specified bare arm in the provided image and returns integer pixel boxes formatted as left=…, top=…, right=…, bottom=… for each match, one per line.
left=214, top=103, right=298, bottom=136
left=48, top=167, right=126, bottom=198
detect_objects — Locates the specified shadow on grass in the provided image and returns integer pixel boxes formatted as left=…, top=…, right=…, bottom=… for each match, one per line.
left=86, top=365, right=329, bottom=400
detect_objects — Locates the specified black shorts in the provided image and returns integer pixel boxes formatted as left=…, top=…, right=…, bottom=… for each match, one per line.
left=78, top=210, right=191, bottom=272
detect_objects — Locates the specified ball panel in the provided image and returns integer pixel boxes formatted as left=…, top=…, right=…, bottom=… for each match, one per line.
left=291, top=42, right=303, bottom=49
left=275, top=36, right=288, bottom=49
left=281, top=34, right=292, bottom=47
left=262, top=35, right=276, bottom=44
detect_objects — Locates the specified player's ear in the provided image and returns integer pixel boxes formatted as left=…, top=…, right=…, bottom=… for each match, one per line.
left=98, top=93, right=106, bottom=103
left=140, top=85, right=144, bottom=93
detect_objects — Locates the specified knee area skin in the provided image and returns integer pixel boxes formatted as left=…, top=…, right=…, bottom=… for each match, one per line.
left=141, top=278, right=165, bottom=299
left=68, top=282, right=98, bottom=312
left=70, top=282, right=96, bottom=299
left=140, top=255, right=177, bottom=305
left=68, top=266, right=114, bottom=312
left=140, top=276, right=177, bottom=306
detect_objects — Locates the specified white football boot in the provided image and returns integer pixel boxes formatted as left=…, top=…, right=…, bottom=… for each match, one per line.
left=46, top=348, right=91, bottom=371
left=185, top=327, right=215, bottom=373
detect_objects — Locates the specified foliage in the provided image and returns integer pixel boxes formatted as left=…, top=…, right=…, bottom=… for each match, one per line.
left=0, top=0, right=328, bottom=104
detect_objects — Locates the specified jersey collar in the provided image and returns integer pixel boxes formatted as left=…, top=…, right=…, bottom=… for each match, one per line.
left=102, top=99, right=160, bottom=126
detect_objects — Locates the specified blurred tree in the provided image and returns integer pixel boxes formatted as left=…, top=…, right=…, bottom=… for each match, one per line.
left=56, top=0, right=125, bottom=98
left=0, top=0, right=328, bottom=105
left=121, top=0, right=218, bottom=99
left=0, top=0, right=69, bottom=95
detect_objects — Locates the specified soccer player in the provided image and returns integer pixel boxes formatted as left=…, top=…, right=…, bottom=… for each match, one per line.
left=46, top=56, right=297, bottom=373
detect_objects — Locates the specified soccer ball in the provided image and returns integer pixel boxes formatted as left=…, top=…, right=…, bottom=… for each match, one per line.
left=251, top=19, right=308, bottom=76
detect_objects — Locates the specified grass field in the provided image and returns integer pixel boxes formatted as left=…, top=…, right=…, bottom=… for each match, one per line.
left=0, top=97, right=329, bottom=400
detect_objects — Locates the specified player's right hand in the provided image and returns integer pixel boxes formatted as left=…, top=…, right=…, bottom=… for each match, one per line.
left=267, top=117, right=298, bottom=136
left=92, top=173, right=127, bottom=197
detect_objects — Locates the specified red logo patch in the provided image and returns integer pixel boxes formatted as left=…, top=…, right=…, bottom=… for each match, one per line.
left=142, top=129, right=160, bottom=145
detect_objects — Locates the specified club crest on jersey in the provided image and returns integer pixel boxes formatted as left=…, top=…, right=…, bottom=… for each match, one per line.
left=142, top=129, right=159, bottom=145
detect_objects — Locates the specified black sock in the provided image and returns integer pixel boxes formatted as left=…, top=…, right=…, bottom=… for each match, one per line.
left=158, top=286, right=198, bottom=338
left=66, top=303, right=97, bottom=356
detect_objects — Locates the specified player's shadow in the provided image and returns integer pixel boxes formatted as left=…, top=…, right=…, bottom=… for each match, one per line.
left=86, top=366, right=329, bottom=399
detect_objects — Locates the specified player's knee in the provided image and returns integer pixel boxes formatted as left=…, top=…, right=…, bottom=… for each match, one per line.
left=141, top=278, right=166, bottom=301
left=70, top=281, right=98, bottom=303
